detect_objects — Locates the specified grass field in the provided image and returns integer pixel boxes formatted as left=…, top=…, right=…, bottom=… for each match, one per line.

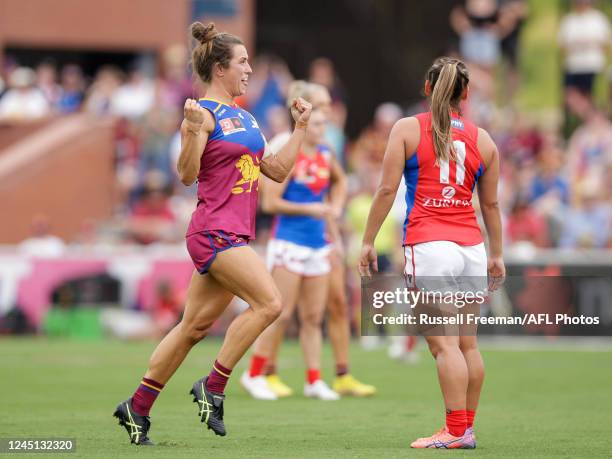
left=2, top=337, right=611, bottom=458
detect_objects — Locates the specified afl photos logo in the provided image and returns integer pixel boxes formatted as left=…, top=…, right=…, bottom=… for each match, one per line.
left=441, top=186, right=456, bottom=199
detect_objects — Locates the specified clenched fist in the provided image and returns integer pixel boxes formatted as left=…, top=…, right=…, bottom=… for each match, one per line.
left=183, top=98, right=206, bottom=127
left=290, top=97, right=313, bottom=126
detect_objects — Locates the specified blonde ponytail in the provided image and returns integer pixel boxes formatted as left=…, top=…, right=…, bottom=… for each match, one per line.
left=425, top=57, right=469, bottom=165
left=431, top=62, right=459, bottom=164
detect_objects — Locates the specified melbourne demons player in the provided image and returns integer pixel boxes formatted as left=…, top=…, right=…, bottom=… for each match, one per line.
left=243, top=97, right=344, bottom=401
left=360, top=57, right=505, bottom=449
left=113, top=22, right=311, bottom=445
left=243, top=82, right=375, bottom=400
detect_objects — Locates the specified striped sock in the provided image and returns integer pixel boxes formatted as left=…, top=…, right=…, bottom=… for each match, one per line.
left=132, top=377, right=164, bottom=416
left=206, top=360, right=232, bottom=394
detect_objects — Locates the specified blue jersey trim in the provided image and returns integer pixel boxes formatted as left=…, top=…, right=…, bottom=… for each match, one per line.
left=402, top=153, right=419, bottom=243
left=472, top=163, right=484, bottom=192
left=198, top=99, right=223, bottom=139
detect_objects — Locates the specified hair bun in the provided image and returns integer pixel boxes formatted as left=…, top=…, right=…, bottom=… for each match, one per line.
left=191, top=22, right=218, bottom=44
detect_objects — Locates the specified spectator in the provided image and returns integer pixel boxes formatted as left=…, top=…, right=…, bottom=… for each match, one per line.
left=559, top=181, right=610, bottom=249
left=135, top=103, right=180, bottom=180
left=566, top=99, right=612, bottom=192
left=498, top=0, right=529, bottom=99
left=35, top=60, right=61, bottom=107
left=309, top=57, right=348, bottom=153
left=450, top=0, right=502, bottom=69
left=244, top=54, right=292, bottom=135
left=19, top=215, right=66, bottom=257
left=529, top=146, right=570, bottom=206
left=84, top=66, right=122, bottom=116
left=56, top=64, right=85, bottom=113
left=0, top=67, right=50, bottom=120
left=558, top=0, right=611, bottom=98
left=348, top=102, right=402, bottom=173
left=309, top=57, right=346, bottom=105
left=158, top=44, right=193, bottom=109
left=506, top=198, right=550, bottom=248
left=111, top=69, right=155, bottom=119
left=151, top=280, right=183, bottom=334
left=127, top=171, right=177, bottom=245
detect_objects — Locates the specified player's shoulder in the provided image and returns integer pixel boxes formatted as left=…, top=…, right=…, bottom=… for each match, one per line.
left=476, top=126, right=497, bottom=167
left=197, top=98, right=222, bottom=111
left=392, top=116, right=421, bottom=135
left=476, top=126, right=494, bottom=147
left=390, top=116, right=421, bottom=155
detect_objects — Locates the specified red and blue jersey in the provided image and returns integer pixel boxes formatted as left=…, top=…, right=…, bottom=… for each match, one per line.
left=186, top=98, right=266, bottom=240
left=403, top=112, right=485, bottom=246
left=272, top=145, right=332, bottom=248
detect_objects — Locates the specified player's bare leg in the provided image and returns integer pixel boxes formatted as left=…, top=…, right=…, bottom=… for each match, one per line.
left=208, top=246, right=283, bottom=368
left=327, top=259, right=350, bottom=369
left=425, top=335, right=468, bottom=409
left=298, top=275, right=338, bottom=400
left=459, top=334, right=484, bottom=442
left=146, top=272, right=234, bottom=383
left=189, top=245, right=284, bottom=435
left=114, top=271, right=234, bottom=445
left=412, top=334, right=471, bottom=446
left=327, top=254, right=376, bottom=396
left=256, top=267, right=301, bottom=365
left=243, top=267, right=301, bottom=399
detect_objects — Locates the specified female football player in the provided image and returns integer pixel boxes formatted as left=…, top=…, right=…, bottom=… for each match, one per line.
left=360, top=57, right=505, bottom=449
left=243, top=82, right=374, bottom=400
left=113, top=22, right=311, bottom=444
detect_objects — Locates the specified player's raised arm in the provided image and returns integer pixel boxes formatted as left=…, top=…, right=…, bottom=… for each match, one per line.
left=177, top=98, right=215, bottom=186
left=359, top=117, right=416, bottom=276
left=260, top=97, right=312, bottom=182
left=476, top=127, right=505, bottom=289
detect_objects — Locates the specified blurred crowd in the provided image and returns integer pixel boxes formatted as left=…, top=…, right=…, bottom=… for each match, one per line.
left=2, top=0, right=611, bottom=264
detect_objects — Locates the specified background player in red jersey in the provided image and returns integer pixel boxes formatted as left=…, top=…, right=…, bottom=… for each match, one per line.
left=359, top=57, right=505, bottom=449
left=113, top=22, right=312, bottom=445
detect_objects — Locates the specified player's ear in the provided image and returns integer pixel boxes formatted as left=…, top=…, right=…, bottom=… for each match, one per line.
left=215, top=62, right=224, bottom=78
left=462, top=85, right=469, bottom=101
left=424, top=80, right=432, bottom=97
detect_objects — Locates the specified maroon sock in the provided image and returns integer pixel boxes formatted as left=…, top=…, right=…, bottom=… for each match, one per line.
left=336, top=363, right=349, bottom=377
left=132, top=377, right=164, bottom=416
left=264, top=362, right=277, bottom=376
left=205, top=360, right=232, bottom=394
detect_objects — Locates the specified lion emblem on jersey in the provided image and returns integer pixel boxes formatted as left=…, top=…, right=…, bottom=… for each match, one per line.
left=231, top=154, right=260, bottom=194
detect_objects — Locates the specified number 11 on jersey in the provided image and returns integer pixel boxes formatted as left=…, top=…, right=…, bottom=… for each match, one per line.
left=439, top=140, right=466, bottom=185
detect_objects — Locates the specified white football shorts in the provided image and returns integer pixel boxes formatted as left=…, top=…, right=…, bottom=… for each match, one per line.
left=267, top=239, right=331, bottom=277
left=404, top=241, right=487, bottom=294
